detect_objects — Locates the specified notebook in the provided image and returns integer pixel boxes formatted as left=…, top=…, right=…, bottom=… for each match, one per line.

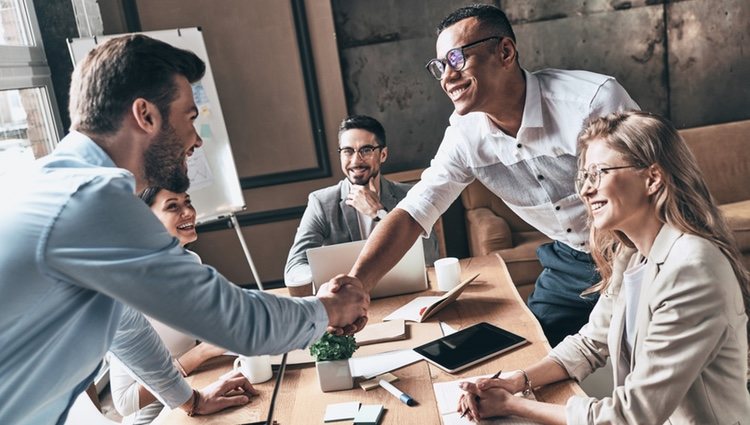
left=307, top=239, right=427, bottom=299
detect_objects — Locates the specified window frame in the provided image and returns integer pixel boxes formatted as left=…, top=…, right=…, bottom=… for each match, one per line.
left=0, top=0, right=64, bottom=157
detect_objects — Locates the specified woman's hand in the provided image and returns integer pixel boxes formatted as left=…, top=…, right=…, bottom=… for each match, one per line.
left=185, top=370, right=260, bottom=415
left=457, top=377, right=518, bottom=422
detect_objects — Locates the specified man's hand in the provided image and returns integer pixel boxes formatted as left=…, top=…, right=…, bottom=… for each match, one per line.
left=345, top=179, right=382, bottom=219
left=317, top=274, right=369, bottom=335
left=181, top=370, right=259, bottom=416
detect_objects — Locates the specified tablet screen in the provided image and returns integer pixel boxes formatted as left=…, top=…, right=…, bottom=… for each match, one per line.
left=413, top=322, right=527, bottom=373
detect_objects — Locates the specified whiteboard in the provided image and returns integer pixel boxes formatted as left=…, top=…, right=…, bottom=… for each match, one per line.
left=67, top=28, right=245, bottom=224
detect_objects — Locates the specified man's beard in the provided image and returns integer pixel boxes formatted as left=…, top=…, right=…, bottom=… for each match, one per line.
left=143, top=123, right=191, bottom=193
left=349, top=168, right=379, bottom=186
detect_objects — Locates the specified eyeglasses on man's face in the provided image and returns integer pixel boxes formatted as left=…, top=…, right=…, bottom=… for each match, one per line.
left=338, top=145, right=383, bottom=159
left=425, top=36, right=502, bottom=80
left=575, top=163, right=643, bottom=194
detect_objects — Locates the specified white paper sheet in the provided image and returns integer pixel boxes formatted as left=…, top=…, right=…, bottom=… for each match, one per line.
left=348, top=349, right=423, bottom=379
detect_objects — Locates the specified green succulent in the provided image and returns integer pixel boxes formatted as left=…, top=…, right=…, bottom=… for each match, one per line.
left=309, top=332, right=358, bottom=362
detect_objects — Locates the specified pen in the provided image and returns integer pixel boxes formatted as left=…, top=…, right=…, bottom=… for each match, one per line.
left=460, top=370, right=502, bottom=418
left=378, top=379, right=416, bottom=406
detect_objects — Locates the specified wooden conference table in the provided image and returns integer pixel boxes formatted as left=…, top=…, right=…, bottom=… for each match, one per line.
left=156, top=254, right=583, bottom=424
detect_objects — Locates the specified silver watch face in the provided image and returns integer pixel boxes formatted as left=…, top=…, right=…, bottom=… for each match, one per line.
left=376, top=209, right=387, bottom=220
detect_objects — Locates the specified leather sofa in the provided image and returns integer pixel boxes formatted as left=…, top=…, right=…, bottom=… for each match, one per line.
left=461, top=119, right=750, bottom=300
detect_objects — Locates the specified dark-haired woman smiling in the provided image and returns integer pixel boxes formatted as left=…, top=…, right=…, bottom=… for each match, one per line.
left=109, top=188, right=242, bottom=424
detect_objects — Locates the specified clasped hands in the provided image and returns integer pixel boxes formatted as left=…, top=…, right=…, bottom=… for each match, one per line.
left=457, top=371, right=526, bottom=422
left=316, top=274, right=370, bottom=335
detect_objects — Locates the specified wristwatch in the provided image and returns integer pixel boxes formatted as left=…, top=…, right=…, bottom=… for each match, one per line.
left=373, top=208, right=388, bottom=222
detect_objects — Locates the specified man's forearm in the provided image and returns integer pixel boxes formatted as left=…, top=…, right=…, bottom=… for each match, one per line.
left=350, top=208, right=423, bottom=292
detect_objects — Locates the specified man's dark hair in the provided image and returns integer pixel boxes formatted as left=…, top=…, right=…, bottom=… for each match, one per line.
left=437, top=4, right=516, bottom=42
left=338, top=115, right=386, bottom=147
left=69, top=34, right=206, bottom=134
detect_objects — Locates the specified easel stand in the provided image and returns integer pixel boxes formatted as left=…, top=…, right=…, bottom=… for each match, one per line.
left=229, top=213, right=264, bottom=291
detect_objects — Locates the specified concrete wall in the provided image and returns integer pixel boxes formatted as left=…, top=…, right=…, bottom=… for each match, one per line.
left=334, top=0, right=750, bottom=173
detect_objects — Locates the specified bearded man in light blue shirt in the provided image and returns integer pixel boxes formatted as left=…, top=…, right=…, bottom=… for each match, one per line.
left=0, top=34, right=368, bottom=424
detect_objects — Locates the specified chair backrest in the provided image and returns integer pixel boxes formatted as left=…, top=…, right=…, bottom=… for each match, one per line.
left=678, top=120, right=750, bottom=205
left=460, top=180, right=536, bottom=233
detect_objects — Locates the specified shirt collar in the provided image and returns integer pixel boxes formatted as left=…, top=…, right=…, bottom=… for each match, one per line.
left=56, top=130, right=118, bottom=169
left=520, top=69, right=543, bottom=129
left=479, top=68, right=543, bottom=137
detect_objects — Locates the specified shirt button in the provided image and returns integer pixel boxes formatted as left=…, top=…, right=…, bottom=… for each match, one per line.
left=537, top=175, right=544, bottom=180
left=566, top=228, right=572, bottom=233
left=516, top=143, right=522, bottom=148
left=555, top=206, right=561, bottom=211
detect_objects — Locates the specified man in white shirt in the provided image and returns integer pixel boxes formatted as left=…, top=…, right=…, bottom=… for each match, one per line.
left=328, top=4, right=638, bottom=345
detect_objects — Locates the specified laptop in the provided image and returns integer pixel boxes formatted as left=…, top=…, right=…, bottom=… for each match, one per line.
left=307, top=239, right=428, bottom=299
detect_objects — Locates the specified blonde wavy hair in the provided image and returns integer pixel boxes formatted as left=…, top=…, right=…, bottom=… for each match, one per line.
left=577, top=111, right=750, bottom=322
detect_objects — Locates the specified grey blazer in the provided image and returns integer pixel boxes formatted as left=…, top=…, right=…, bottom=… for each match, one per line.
left=284, top=178, right=439, bottom=282
left=550, top=224, right=750, bottom=424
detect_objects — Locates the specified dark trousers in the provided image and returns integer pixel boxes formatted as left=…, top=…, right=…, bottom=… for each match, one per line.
left=527, top=241, right=600, bottom=346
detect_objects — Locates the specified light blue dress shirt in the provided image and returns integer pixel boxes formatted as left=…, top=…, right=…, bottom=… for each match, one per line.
left=0, top=131, right=329, bottom=424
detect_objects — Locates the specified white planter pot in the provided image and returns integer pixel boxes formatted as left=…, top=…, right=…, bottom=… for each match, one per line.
left=315, top=359, right=353, bottom=392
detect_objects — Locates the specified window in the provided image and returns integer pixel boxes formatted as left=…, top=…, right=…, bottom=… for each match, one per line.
left=0, top=0, right=62, bottom=177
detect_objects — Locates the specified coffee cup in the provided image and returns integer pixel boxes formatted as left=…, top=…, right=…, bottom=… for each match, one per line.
left=285, top=270, right=314, bottom=297
left=233, top=355, right=273, bottom=384
left=434, top=257, right=461, bottom=291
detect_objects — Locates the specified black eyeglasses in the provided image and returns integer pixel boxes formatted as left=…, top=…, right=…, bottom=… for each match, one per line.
left=425, top=36, right=502, bottom=80
left=337, top=145, right=383, bottom=159
left=575, top=164, right=643, bottom=193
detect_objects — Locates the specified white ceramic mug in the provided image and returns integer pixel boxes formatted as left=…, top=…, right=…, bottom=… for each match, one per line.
left=233, top=355, right=273, bottom=384
left=434, top=257, right=461, bottom=291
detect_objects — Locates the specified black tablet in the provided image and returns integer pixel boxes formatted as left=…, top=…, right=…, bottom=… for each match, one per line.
left=413, top=322, right=527, bottom=373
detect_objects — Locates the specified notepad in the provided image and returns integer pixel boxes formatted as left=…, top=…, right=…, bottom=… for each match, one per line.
left=353, top=404, right=385, bottom=425
left=324, top=401, right=361, bottom=422
left=356, top=320, right=407, bottom=346
left=383, top=273, right=479, bottom=322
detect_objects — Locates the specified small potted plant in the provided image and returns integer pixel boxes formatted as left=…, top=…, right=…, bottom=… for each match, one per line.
left=309, top=332, right=358, bottom=392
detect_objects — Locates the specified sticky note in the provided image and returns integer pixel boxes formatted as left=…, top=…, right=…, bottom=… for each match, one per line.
left=323, top=401, right=360, bottom=422
left=353, top=404, right=384, bottom=425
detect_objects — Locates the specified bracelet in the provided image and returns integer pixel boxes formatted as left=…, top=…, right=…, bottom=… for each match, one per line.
left=186, top=389, right=200, bottom=417
left=520, top=370, right=532, bottom=396
left=173, top=358, right=188, bottom=377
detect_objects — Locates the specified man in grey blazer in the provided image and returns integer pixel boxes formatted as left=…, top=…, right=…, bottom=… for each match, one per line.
left=285, top=115, right=439, bottom=284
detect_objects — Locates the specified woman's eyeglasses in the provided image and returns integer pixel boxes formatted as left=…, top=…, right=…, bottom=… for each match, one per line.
left=575, top=164, right=643, bottom=193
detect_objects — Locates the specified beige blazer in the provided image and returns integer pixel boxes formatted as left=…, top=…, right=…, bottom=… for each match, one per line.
left=550, top=224, right=750, bottom=424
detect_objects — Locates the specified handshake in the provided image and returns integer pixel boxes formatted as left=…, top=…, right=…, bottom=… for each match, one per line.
left=316, top=274, right=370, bottom=335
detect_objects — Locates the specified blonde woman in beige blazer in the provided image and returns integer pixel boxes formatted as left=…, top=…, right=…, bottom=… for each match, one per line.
left=458, top=111, right=750, bottom=424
